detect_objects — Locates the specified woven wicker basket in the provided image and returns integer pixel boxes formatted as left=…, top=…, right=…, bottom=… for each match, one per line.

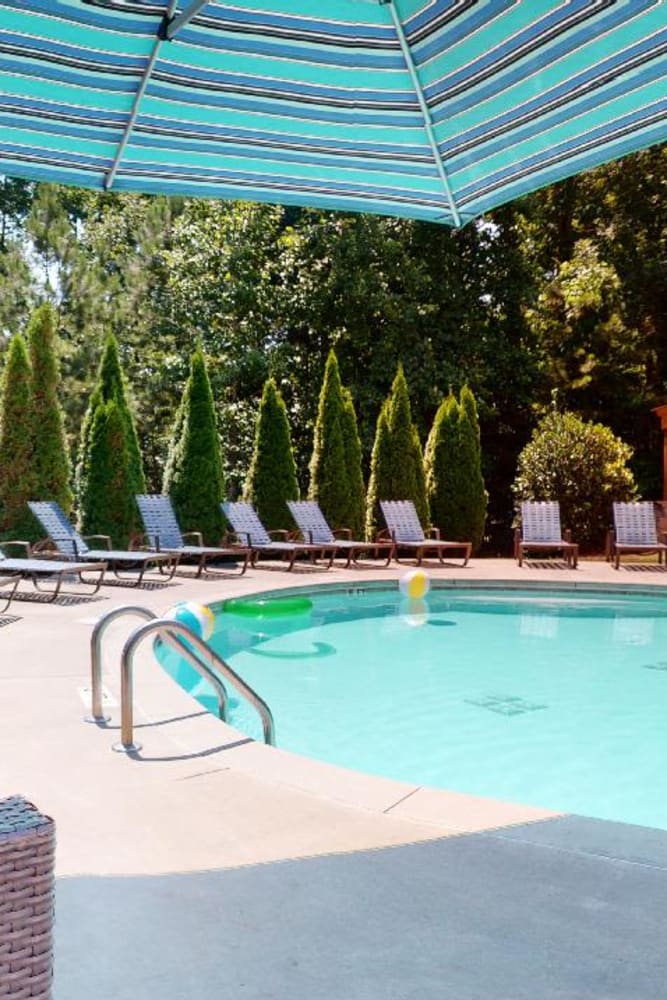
left=0, top=796, right=55, bottom=999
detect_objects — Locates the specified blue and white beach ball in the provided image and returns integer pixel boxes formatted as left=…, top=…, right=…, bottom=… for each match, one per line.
left=165, top=601, right=215, bottom=641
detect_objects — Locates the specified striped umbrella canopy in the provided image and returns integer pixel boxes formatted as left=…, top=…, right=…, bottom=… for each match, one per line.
left=1, top=0, right=666, bottom=226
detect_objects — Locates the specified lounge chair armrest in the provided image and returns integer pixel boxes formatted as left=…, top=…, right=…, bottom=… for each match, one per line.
left=224, top=530, right=251, bottom=546
left=31, top=537, right=58, bottom=556
left=0, top=539, right=32, bottom=557
left=374, top=528, right=391, bottom=543
left=333, top=527, right=352, bottom=540
left=564, top=528, right=572, bottom=543
left=182, top=531, right=204, bottom=546
left=128, top=532, right=152, bottom=551
left=513, top=527, right=521, bottom=559
left=83, top=534, right=112, bottom=550
left=427, top=526, right=441, bottom=539
left=268, top=529, right=290, bottom=540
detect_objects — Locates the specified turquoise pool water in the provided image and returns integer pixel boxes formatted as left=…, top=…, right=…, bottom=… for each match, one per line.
left=158, top=585, right=667, bottom=830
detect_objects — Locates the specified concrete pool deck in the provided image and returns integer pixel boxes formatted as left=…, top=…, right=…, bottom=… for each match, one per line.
left=2, top=556, right=667, bottom=997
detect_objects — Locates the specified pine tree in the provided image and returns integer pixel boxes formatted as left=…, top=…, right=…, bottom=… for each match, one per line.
left=75, top=334, right=145, bottom=528
left=27, top=303, right=73, bottom=514
left=79, top=400, right=135, bottom=547
left=163, top=348, right=225, bottom=542
left=244, top=378, right=299, bottom=531
left=365, top=400, right=392, bottom=540
left=456, top=386, right=487, bottom=549
left=0, top=334, right=36, bottom=537
left=425, top=394, right=460, bottom=540
left=341, top=388, right=365, bottom=538
left=309, top=350, right=351, bottom=530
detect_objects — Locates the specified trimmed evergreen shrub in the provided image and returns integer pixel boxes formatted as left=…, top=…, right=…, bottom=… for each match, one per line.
left=28, top=303, right=73, bottom=514
left=75, top=334, right=145, bottom=529
left=308, top=349, right=365, bottom=536
left=426, top=387, right=487, bottom=549
left=365, top=400, right=392, bottom=540
left=0, top=334, right=37, bottom=538
left=424, top=394, right=459, bottom=539
left=365, top=366, right=429, bottom=537
left=341, top=388, right=365, bottom=538
left=243, top=378, right=299, bottom=531
left=79, top=399, right=135, bottom=547
left=456, top=386, right=487, bottom=549
left=512, top=409, right=637, bottom=550
left=163, top=348, right=225, bottom=542
left=308, top=350, right=349, bottom=528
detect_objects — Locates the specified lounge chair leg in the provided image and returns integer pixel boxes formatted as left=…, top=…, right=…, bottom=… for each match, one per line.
left=0, top=575, right=20, bottom=612
left=79, top=567, right=105, bottom=594
left=31, top=571, right=64, bottom=602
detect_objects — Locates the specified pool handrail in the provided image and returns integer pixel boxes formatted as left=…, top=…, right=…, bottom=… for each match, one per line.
left=88, top=605, right=158, bottom=723
left=115, top=617, right=276, bottom=753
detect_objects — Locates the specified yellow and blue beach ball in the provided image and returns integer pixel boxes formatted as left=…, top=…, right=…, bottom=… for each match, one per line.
left=165, top=601, right=215, bottom=641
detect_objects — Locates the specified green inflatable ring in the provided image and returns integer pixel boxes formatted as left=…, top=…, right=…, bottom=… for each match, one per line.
left=224, top=596, right=313, bottom=618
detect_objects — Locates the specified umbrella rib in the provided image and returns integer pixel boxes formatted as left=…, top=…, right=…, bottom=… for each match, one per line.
left=104, top=1, right=179, bottom=191
left=385, top=0, right=461, bottom=227
left=165, top=0, right=210, bottom=39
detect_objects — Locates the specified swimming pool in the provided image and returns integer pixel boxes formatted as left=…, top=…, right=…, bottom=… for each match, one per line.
left=157, top=584, right=667, bottom=830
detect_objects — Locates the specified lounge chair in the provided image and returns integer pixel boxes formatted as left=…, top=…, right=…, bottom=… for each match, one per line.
left=221, top=501, right=335, bottom=570
left=135, top=494, right=250, bottom=577
left=515, top=501, right=578, bottom=568
left=380, top=500, right=471, bottom=566
left=287, top=500, right=394, bottom=567
left=28, top=501, right=178, bottom=586
left=0, top=540, right=105, bottom=605
left=610, top=502, right=667, bottom=569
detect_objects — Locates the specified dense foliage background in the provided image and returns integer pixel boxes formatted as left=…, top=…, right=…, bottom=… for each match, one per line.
left=1, top=145, right=664, bottom=551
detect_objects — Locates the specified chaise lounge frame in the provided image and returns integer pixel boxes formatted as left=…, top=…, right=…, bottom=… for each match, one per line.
left=135, top=494, right=250, bottom=577
left=287, top=501, right=394, bottom=567
left=609, top=501, right=667, bottom=569
left=380, top=500, right=471, bottom=567
left=515, top=501, right=578, bottom=568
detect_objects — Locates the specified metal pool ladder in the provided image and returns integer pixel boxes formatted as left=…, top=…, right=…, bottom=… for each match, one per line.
left=89, top=605, right=276, bottom=753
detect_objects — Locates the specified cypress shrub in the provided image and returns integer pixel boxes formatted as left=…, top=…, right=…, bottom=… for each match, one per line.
left=424, top=394, right=459, bottom=539
left=366, top=366, right=429, bottom=537
left=309, top=350, right=364, bottom=533
left=244, top=378, right=299, bottom=531
left=341, top=388, right=365, bottom=538
left=365, top=400, right=392, bottom=539
left=425, top=387, right=487, bottom=549
left=309, top=351, right=348, bottom=524
left=79, top=399, right=135, bottom=547
left=75, top=334, right=145, bottom=528
left=456, top=386, right=487, bottom=549
left=28, top=303, right=73, bottom=514
left=0, top=334, right=37, bottom=538
left=163, top=348, right=225, bottom=542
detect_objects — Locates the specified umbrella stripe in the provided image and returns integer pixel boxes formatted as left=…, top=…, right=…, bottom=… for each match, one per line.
left=0, top=0, right=665, bottom=224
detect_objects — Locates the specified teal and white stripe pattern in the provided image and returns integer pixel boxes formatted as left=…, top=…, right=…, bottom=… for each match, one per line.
left=0, top=0, right=666, bottom=224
